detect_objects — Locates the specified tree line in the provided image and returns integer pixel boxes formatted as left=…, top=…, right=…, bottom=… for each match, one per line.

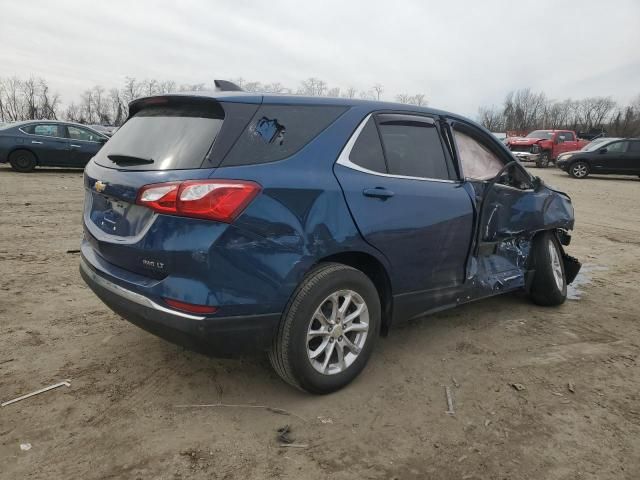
left=0, top=75, right=428, bottom=126
left=478, top=88, right=640, bottom=137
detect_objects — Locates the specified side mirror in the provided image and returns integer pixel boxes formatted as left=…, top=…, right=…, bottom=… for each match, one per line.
left=599, top=147, right=607, bottom=154
left=532, top=175, right=543, bottom=190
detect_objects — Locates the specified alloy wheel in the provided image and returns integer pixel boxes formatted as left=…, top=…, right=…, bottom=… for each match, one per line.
left=306, top=290, right=369, bottom=375
left=548, top=238, right=564, bottom=291
left=572, top=163, right=588, bottom=178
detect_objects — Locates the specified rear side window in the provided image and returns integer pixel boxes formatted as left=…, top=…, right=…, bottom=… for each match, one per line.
left=560, top=131, right=575, bottom=141
left=349, top=117, right=387, bottom=173
left=95, top=102, right=224, bottom=170
left=222, top=105, right=347, bottom=166
left=377, top=119, right=450, bottom=179
left=23, top=124, right=63, bottom=138
left=628, top=141, right=640, bottom=153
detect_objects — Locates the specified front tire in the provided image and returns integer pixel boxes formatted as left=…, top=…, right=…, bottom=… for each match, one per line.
left=536, top=151, right=551, bottom=168
left=569, top=161, right=589, bottom=178
left=269, top=263, right=381, bottom=394
left=9, top=150, right=37, bottom=172
left=529, top=231, right=567, bottom=306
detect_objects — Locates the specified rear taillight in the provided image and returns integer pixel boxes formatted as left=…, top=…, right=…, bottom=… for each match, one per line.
left=163, top=298, right=218, bottom=314
left=136, top=180, right=261, bottom=222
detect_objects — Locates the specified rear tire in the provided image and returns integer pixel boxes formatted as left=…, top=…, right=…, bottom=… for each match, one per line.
left=529, top=231, right=567, bottom=306
left=269, top=263, right=381, bottom=394
left=9, top=150, right=37, bottom=172
left=569, top=161, right=589, bottom=178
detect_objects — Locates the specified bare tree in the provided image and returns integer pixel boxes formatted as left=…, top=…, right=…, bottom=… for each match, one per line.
left=108, top=88, right=124, bottom=126
left=359, top=90, right=375, bottom=100
left=298, top=78, right=327, bottom=96
left=478, top=105, right=505, bottom=131
left=38, top=79, right=59, bottom=119
left=262, top=82, right=287, bottom=94
left=372, top=84, right=384, bottom=101
left=395, top=93, right=412, bottom=104
left=65, top=102, right=82, bottom=123
left=326, top=87, right=341, bottom=98
left=2, top=77, right=24, bottom=121
left=21, top=77, right=39, bottom=119
left=412, top=93, right=427, bottom=106
left=243, top=81, right=263, bottom=93
left=342, top=87, right=357, bottom=99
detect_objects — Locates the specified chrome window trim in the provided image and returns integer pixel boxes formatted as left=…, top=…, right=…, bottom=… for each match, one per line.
left=80, top=257, right=205, bottom=321
left=336, top=114, right=459, bottom=184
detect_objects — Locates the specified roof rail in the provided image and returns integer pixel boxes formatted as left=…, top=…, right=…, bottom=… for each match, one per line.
left=214, top=80, right=244, bottom=92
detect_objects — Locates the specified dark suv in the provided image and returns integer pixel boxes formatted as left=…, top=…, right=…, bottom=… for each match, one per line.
left=80, top=91, right=580, bottom=393
left=556, top=138, right=640, bottom=178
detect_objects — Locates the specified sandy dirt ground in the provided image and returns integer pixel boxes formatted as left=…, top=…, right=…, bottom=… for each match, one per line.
left=1, top=164, right=639, bottom=480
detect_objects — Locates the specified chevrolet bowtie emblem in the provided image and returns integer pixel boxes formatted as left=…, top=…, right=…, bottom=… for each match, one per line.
left=94, top=181, right=107, bottom=193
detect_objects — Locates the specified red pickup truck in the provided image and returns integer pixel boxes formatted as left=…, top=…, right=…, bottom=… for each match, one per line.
left=506, top=130, right=590, bottom=168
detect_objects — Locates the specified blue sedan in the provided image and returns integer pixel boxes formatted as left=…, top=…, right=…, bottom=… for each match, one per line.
left=0, top=120, right=109, bottom=172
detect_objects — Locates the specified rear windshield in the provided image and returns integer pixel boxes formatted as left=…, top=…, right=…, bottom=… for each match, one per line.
left=94, top=103, right=224, bottom=170
left=222, top=105, right=347, bottom=166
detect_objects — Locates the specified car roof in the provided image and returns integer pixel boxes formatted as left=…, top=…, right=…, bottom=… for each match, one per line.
left=129, top=91, right=459, bottom=120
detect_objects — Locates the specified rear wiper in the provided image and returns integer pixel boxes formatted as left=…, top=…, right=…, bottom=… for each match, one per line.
left=107, top=154, right=154, bottom=165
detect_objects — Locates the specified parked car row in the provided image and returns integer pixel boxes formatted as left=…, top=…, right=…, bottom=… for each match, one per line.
left=506, top=129, right=589, bottom=168
left=503, top=129, right=640, bottom=179
left=0, top=121, right=110, bottom=171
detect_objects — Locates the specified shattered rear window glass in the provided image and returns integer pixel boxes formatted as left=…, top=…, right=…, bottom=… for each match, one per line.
left=222, top=105, right=347, bottom=166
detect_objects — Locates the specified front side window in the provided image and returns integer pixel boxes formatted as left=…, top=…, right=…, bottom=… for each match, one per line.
left=606, top=141, right=628, bottom=153
left=68, top=126, right=103, bottom=143
left=454, top=130, right=503, bottom=180
left=349, top=117, right=386, bottom=173
left=377, top=118, right=450, bottom=180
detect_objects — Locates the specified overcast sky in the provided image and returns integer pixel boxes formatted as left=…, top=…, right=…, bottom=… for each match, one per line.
left=1, top=0, right=639, bottom=116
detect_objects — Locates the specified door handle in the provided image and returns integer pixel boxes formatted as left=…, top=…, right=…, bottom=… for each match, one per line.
left=31, top=140, right=43, bottom=144
left=70, top=144, right=81, bottom=148
left=363, top=187, right=394, bottom=199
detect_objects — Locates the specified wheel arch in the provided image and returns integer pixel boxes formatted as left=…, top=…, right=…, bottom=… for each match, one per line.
left=314, top=251, right=393, bottom=335
left=9, top=147, right=40, bottom=164
left=568, top=158, right=591, bottom=177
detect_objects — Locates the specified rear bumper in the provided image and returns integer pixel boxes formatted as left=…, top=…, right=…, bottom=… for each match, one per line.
left=80, top=256, right=281, bottom=357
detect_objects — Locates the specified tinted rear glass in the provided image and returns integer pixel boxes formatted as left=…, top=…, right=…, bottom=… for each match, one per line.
left=95, top=103, right=223, bottom=170
left=222, top=105, right=347, bottom=166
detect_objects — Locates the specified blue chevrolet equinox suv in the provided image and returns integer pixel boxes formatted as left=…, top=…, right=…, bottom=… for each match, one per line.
left=80, top=88, right=580, bottom=393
